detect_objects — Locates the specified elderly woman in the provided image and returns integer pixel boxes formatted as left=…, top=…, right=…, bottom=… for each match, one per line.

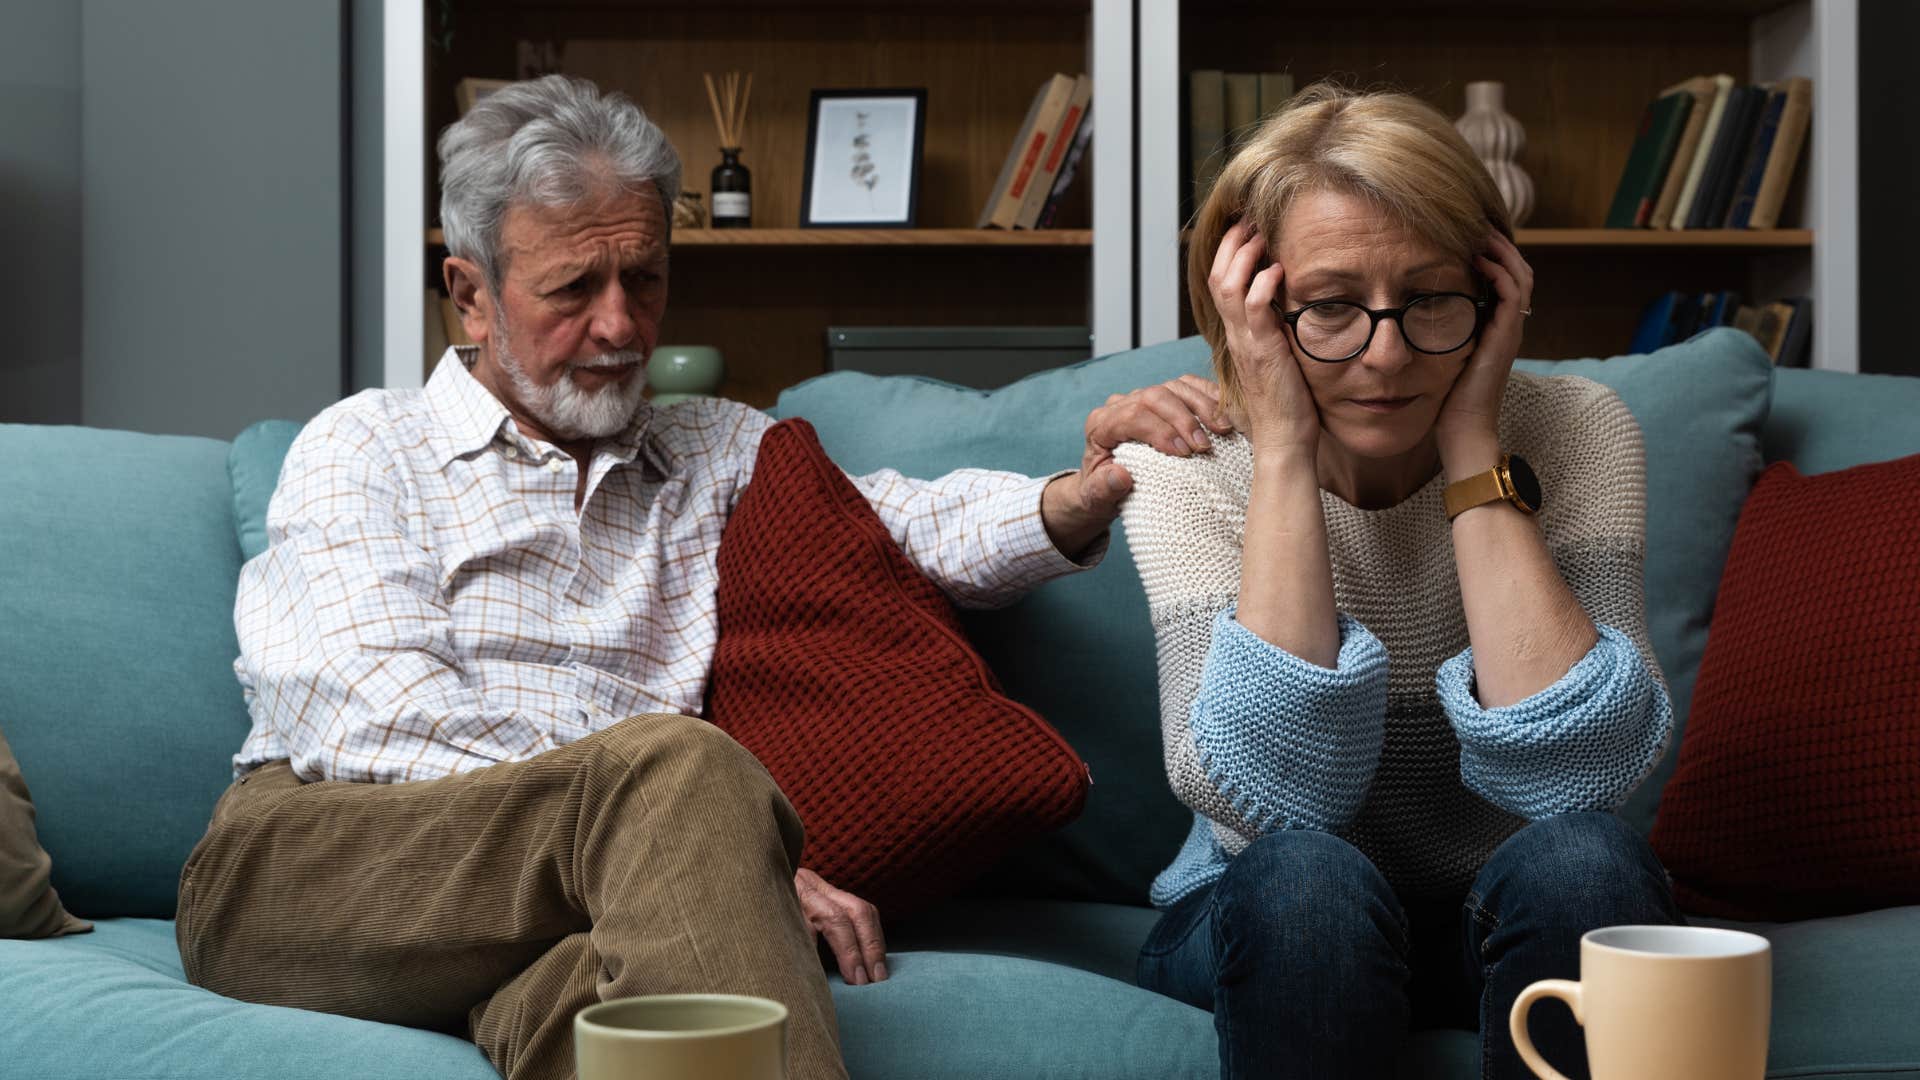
left=1113, top=84, right=1681, bottom=1079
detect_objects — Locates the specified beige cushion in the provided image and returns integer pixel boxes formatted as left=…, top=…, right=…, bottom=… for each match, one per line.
left=1, top=725, right=91, bottom=938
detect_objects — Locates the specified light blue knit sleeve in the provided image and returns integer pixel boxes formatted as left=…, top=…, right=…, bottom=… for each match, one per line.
left=1438, top=622, right=1672, bottom=820
left=1189, top=608, right=1391, bottom=834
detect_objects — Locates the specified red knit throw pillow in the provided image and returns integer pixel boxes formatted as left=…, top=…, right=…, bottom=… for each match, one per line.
left=1650, top=454, right=1920, bottom=920
left=707, top=418, right=1089, bottom=916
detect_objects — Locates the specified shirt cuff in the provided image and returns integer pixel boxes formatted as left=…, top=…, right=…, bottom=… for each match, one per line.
left=984, top=471, right=1107, bottom=592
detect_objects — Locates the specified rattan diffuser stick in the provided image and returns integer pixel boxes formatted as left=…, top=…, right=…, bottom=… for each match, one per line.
left=703, top=71, right=753, bottom=147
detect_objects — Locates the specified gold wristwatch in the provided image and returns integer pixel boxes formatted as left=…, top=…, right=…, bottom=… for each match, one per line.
left=1443, top=453, right=1542, bottom=521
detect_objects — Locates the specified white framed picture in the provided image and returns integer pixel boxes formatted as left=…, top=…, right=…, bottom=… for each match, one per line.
left=799, top=89, right=927, bottom=227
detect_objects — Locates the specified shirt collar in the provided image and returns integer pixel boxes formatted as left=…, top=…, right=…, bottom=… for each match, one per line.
left=424, top=347, right=674, bottom=478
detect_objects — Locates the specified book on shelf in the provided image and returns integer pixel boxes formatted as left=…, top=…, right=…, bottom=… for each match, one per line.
left=1689, top=84, right=1764, bottom=229
left=1223, top=73, right=1260, bottom=155
left=1634, top=289, right=1809, bottom=364
left=978, top=75, right=1073, bottom=229
left=1259, top=73, right=1295, bottom=122
left=455, top=77, right=513, bottom=117
left=1013, top=74, right=1091, bottom=230
left=1647, top=76, right=1717, bottom=229
left=1604, top=90, right=1694, bottom=228
left=1189, top=69, right=1227, bottom=206
left=1035, top=103, right=1094, bottom=230
left=1748, top=77, right=1813, bottom=230
left=1723, top=86, right=1789, bottom=229
left=1669, top=74, right=1735, bottom=229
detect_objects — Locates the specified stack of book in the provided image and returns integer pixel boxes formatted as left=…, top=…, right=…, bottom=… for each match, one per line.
left=1632, top=291, right=1812, bottom=367
left=978, top=73, right=1093, bottom=230
left=1604, top=75, right=1812, bottom=230
left=1189, top=71, right=1294, bottom=207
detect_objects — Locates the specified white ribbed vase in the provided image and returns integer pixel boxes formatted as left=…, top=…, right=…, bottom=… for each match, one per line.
left=1454, top=81, right=1535, bottom=227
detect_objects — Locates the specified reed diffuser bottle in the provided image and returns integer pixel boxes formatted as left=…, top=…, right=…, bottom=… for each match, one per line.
left=705, top=72, right=753, bottom=229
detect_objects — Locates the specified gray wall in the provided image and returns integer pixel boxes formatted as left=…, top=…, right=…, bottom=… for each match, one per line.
left=79, top=0, right=347, bottom=438
left=0, top=0, right=83, bottom=425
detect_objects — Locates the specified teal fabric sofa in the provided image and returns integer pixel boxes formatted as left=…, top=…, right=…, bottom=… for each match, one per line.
left=4, top=327, right=1918, bottom=1079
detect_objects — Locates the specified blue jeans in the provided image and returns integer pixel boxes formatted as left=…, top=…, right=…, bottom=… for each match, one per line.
left=1137, top=813, right=1679, bottom=1080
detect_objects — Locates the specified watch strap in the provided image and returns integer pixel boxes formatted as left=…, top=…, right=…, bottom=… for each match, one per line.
left=1444, top=458, right=1510, bottom=521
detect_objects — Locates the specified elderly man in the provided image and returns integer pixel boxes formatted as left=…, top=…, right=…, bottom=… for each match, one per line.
left=172, top=75, right=1225, bottom=1080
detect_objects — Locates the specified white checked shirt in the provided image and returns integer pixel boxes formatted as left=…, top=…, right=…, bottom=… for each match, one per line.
left=232, top=348, right=1100, bottom=784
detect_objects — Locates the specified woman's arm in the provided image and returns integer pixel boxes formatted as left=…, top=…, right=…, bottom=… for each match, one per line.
left=1438, top=387, right=1673, bottom=818
left=1437, top=231, right=1595, bottom=705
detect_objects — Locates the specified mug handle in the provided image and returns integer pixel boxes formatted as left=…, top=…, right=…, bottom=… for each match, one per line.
left=1510, top=979, right=1585, bottom=1080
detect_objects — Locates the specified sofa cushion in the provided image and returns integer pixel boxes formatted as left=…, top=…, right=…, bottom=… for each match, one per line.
left=775, top=328, right=1773, bottom=903
left=0, top=919, right=498, bottom=1080
left=229, top=419, right=303, bottom=561
left=708, top=419, right=1089, bottom=915
left=0, top=425, right=254, bottom=918
left=1763, top=367, right=1920, bottom=475
left=1651, top=455, right=1920, bottom=920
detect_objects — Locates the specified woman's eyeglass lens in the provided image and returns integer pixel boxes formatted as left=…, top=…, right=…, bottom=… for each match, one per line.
left=1276, top=294, right=1483, bottom=363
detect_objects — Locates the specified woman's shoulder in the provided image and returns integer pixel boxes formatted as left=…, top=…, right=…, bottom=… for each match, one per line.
left=1499, top=370, right=1641, bottom=460
left=1114, top=435, right=1256, bottom=531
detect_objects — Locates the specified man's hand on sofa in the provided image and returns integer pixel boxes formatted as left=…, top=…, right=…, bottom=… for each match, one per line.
left=1042, top=375, right=1233, bottom=557
left=795, top=867, right=889, bottom=986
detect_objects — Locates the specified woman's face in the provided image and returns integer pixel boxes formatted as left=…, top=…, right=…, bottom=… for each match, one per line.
left=1271, top=189, right=1476, bottom=461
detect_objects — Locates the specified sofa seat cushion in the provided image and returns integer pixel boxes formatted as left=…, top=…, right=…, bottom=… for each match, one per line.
left=0, top=918, right=498, bottom=1079
left=1700, top=906, right=1920, bottom=1079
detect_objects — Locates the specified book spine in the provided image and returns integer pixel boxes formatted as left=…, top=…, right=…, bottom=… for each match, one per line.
left=1723, top=88, right=1786, bottom=228
left=1670, top=75, right=1734, bottom=229
left=1748, top=78, right=1813, bottom=230
left=1015, top=75, right=1091, bottom=229
left=1189, top=70, right=1227, bottom=208
left=1648, top=83, right=1711, bottom=230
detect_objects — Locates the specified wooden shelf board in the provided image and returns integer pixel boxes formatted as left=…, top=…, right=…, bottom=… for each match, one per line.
left=427, top=227, right=1092, bottom=248
left=1515, top=228, right=1814, bottom=249
left=1172, top=228, right=1812, bottom=250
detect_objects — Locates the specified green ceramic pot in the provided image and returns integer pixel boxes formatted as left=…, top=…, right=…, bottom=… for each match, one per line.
left=648, top=345, right=725, bottom=406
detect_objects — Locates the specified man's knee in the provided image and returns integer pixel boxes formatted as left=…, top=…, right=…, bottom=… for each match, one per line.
left=584, top=715, right=803, bottom=860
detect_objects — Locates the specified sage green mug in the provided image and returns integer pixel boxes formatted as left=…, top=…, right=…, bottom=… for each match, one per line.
left=575, top=994, right=787, bottom=1080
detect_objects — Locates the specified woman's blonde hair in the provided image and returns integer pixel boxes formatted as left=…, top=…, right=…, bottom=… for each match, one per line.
left=1189, top=81, right=1514, bottom=408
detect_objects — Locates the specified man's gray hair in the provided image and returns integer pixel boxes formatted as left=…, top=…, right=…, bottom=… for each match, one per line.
left=438, top=75, right=682, bottom=288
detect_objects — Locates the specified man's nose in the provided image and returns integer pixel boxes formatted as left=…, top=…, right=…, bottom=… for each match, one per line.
left=590, top=284, right=637, bottom=349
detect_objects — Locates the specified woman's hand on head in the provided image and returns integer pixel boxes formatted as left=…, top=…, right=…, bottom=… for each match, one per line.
left=1436, top=230, right=1534, bottom=463
left=1210, top=220, right=1320, bottom=458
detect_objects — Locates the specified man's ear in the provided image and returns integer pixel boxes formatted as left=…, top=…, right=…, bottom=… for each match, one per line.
left=443, top=255, right=495, bottom=345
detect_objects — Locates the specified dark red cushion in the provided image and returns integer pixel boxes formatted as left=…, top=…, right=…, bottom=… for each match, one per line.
left=707, top=418, right=1088, bottom=915
left=1650, top=454, right=1920, bottom=920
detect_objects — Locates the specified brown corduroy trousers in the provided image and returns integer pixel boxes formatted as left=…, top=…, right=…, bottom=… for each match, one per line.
left=175, top=714, right=847, bottom=1080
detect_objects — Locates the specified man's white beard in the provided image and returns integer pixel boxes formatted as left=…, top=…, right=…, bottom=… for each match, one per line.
left=493, top=313, right=648, bottom=440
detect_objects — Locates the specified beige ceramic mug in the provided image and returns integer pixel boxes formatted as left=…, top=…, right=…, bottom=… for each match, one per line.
left=575, top=994, right=788, bottom=1080
left=1510, top=925, right=1771, bottom=1080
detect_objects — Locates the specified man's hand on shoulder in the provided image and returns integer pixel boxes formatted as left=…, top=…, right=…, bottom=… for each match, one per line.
left=1043, top=374, right=1233, bottom=557
left=794, top=867, right=888, bottom=986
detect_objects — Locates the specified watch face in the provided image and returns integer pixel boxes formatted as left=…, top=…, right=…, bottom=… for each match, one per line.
left=1507, top=455, right=1542, bottom=511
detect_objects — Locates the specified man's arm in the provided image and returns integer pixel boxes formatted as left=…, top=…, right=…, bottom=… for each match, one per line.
left=236, top=410, right=579, bottom=783
left=847, top=375, right=1231, bottom=609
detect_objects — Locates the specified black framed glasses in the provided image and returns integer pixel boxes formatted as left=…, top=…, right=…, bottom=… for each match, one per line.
left=1272, top=293, right=1492, bottom=363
